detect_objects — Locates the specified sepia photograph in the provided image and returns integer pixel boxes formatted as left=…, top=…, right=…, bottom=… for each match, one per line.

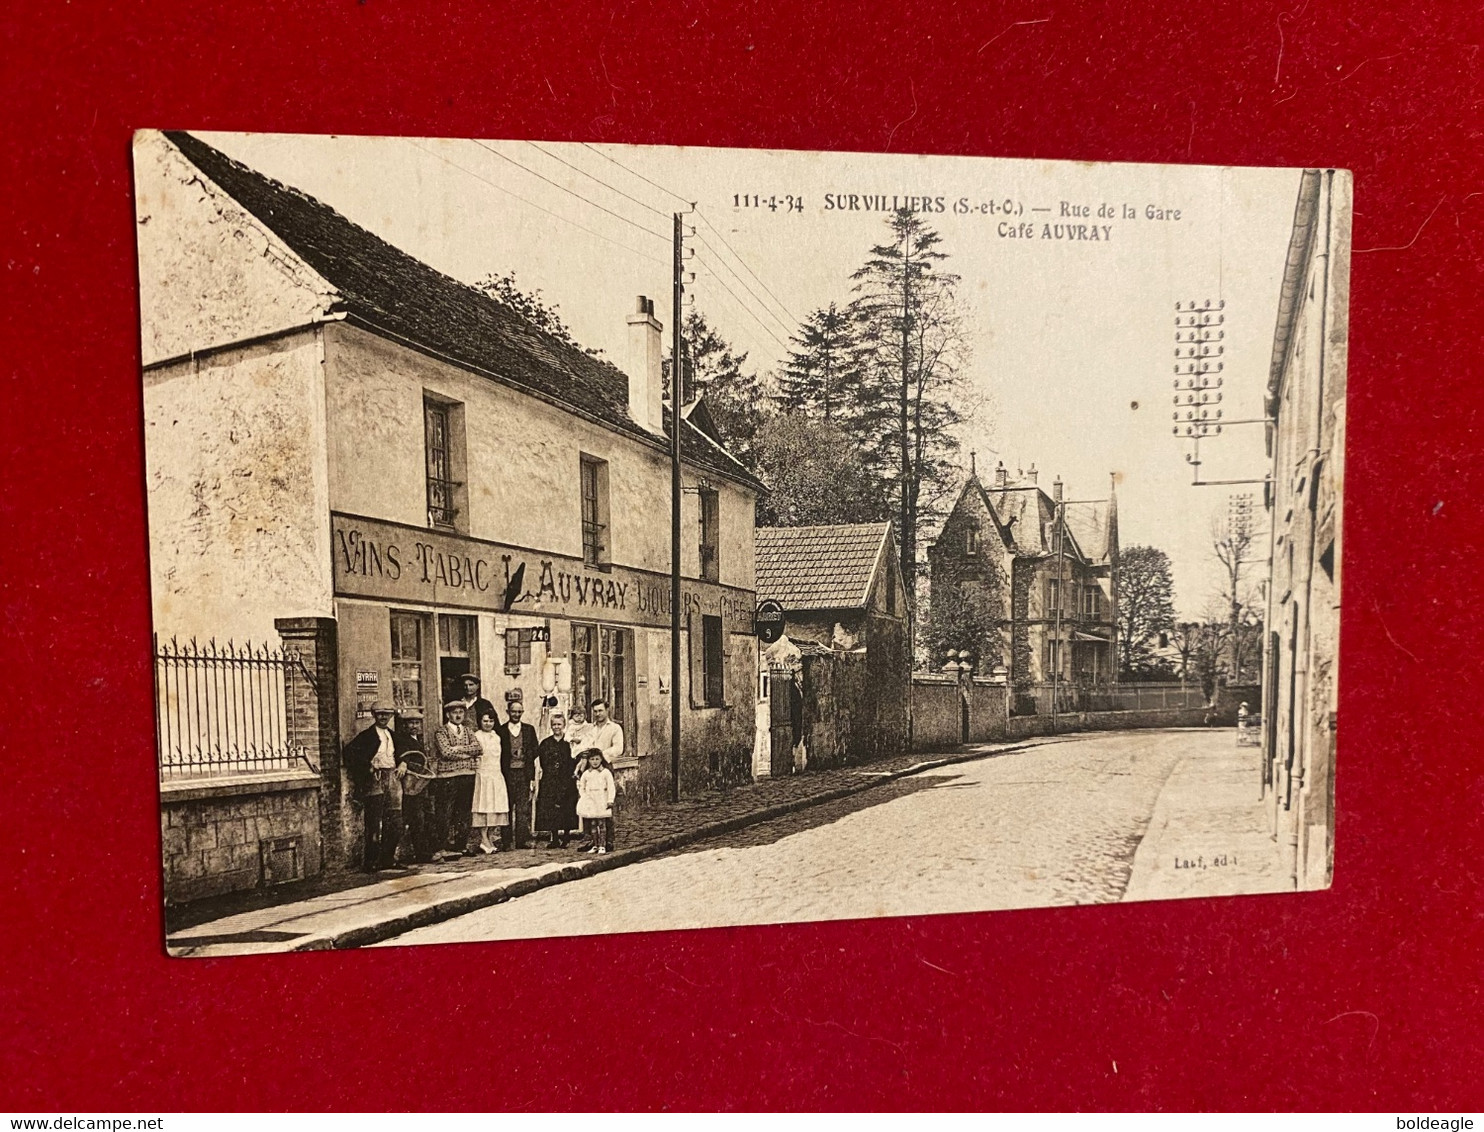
left=135, top=130, right=1350, bottom=956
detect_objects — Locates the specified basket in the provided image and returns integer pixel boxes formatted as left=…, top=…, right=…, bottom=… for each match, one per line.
left=399, top=752, right=435, bottom=796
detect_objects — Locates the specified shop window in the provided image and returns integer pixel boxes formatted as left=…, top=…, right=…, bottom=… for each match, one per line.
left=424, top=396, right=466, bottom=531
left=504, top=627, right=534, bottom=675
left=571, top=622, right=630, bottom=730
left=390, top=611, right=425, bottom=716
left=580, top=455, right=611, bottom=570
left=698, top=487, right=719, bottom=582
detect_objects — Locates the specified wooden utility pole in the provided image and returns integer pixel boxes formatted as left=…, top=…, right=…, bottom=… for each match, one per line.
left=670, top=211, right=684, bottom=804
left=900, top=227, right=912, bottom=597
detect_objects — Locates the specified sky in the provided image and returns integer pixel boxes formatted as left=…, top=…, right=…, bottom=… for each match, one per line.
left=203, top=131, right=1302, bottom=619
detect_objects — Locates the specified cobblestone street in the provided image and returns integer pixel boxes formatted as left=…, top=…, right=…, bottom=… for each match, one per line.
left=382, top=727, right=1278, bottom=947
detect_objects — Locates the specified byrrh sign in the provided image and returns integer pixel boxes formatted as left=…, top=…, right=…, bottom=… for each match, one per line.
left=331, top=513, right=755, bottom=634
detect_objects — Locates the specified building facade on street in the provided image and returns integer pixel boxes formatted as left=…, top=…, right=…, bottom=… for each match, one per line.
left=1261, top=168, right=1350, bottom=892
left=754, top=524, right=911, bottom=772
left=928, top=463, right=1120, bottom=690
left=138, top=130, right=763, bottom=889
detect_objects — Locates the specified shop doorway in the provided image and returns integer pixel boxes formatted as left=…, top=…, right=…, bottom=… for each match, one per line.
left=437, top=613, right=478, bottom=705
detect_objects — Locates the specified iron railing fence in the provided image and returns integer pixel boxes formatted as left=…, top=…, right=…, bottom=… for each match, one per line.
left=1025, top=682, right=1209, bottom=716
left=154, top=634, right=315, bottom=780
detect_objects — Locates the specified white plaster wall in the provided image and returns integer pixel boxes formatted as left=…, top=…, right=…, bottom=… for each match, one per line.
left=144, top=331, right=334, bottom=644
left=322, top=323, right=757, bottom=585
left=133, top=131, right=337, bottom=367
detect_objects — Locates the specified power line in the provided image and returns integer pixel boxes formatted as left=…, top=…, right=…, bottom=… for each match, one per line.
left=578, top=141, right=804, bottom=335
left=696, top=208, right=803, bottom=329
left=422, top=137, right=794, bottom=358
left=403, top=139, right=669, bottom=268
left=691, top=250, right=791, bottom=353
left=525, top=140, right=672, bottom=221
left=694, top=233, right=796, bottom=342
left=471, top=139, right=669, bottom=244
left=579, top=141, right=693, bottom=207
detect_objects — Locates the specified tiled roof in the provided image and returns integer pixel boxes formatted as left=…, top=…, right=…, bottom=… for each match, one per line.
left=755, top=523, right=893, bottom=610
left=164, top=131, right=762, bottom=493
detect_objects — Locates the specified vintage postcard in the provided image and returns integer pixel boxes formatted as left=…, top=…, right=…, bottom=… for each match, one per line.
left=134, top=131, right=1348, bottom=955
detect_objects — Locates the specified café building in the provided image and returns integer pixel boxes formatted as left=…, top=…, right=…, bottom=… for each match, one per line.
left=137, top=130, right=763, bottom=811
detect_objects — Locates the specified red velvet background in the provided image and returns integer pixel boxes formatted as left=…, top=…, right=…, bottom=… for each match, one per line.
left=3, top=0, right=1480, bottom=1112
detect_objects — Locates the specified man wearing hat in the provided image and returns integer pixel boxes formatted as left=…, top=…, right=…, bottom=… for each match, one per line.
left=342, top=705, right=415, bottom=871
left=453, top=672, right=499, bottom=734
left=429, top=700, right=483, bottom=859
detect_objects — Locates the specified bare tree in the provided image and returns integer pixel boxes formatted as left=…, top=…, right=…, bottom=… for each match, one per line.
left=1211, top=503, right=1258, bottom=678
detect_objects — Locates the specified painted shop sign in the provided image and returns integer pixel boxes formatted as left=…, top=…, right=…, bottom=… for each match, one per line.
left=331, top=513, right=755, bottom=633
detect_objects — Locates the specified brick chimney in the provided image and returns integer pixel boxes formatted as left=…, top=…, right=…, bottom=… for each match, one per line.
left=994, top=460, right=1007, bottom=488
left=1052, top=476, right=1063, bottom=503
left=626, top=296, right=664, bottom=435
left=1027, top=462, right=1038, bottom=485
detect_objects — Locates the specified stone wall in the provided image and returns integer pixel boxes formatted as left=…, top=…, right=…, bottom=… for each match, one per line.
left=911, top=676, right=1009, bottom=749
left=967, top=680, right=1009, bottom=741
left=911, top=677, right=964, bottom=750
left=159, top=775, right=322, bottom=904
left=913, top=673, right=1209, bottom=749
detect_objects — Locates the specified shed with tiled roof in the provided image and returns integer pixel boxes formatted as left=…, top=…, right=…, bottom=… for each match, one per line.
left=755, top=523, right=897, bottom=612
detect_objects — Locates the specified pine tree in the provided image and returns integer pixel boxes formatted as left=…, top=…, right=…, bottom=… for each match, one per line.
left=847, top=209, right=972, bottom=611
left=777, top=303, right=858, bottom=421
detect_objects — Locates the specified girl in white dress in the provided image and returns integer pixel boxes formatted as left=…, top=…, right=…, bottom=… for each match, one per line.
left=470, top=710, right=510, bottom=853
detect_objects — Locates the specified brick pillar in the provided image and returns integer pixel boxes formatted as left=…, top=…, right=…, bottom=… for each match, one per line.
left=275, top=616, right=347, bottom=872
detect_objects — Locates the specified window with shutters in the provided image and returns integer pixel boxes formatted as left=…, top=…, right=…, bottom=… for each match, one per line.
left=702, top=615, right=725, bottom=707
left=698, top=488, right=720, bottom=582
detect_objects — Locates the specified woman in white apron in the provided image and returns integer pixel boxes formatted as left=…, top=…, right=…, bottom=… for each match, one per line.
left=470, top=710, right=510, bottom=853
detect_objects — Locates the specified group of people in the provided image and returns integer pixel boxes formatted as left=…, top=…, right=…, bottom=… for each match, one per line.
left=342, top=673, right=624, bottom=872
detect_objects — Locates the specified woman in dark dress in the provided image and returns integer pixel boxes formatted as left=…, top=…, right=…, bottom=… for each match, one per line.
left=533, top=711, right=580, bottom=849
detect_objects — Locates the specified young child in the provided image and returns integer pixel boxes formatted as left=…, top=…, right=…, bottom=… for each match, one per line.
left=574, top=748, right=616, bottom=855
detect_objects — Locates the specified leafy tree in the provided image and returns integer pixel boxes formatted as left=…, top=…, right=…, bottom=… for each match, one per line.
left=847, top=209, right=973, bottom=605
left=753, top=414, right=882, bottom=527
left=924, top=565, right=1007, bottom=672
left=777, top=303, right=859, bottom=421
left=475, top=271, right=601, bottom=356
left=1116, top=545, right=1178, bottom=676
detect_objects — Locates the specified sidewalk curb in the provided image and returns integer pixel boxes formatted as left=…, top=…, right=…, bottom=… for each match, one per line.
left=290, top=740, right=1045, bottom=951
